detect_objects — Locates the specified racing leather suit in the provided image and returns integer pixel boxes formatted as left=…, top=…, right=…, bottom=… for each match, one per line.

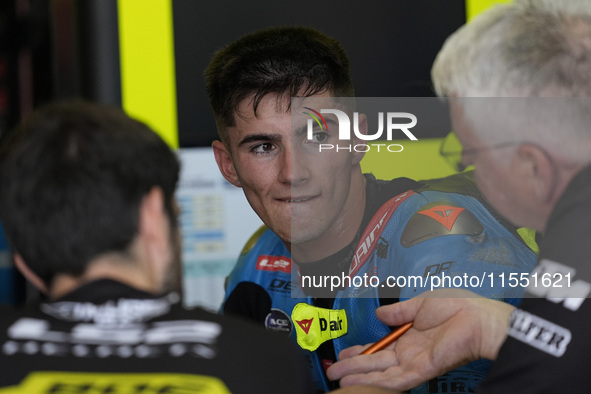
left=223, top=172, right=538, bottom=392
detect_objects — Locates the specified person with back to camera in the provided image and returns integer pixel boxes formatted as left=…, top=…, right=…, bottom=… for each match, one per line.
left=0, top=101, right=313, bottom=393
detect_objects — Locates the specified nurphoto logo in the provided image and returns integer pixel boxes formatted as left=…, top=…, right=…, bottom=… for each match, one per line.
left=304, top=108, right=418, bottom=153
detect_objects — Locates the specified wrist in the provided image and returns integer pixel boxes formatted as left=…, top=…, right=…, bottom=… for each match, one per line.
left=479, top=300, right=514, bottom=360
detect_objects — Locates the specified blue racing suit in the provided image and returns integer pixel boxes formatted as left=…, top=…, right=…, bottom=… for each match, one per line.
left=223, top=173, right=538, bottom=392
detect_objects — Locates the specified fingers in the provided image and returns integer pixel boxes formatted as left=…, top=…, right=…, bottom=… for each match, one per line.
left=337, top=344, right=368, bottom=360
left=376, top=289, right=481, bottom=328
left=327, top=349, right=398, bottom=381
left=375, top=297, right=423, bottom=326
left=338, top=371, right=397, bottom=389
left=337, top=366, right=422, bottom=391
left=332, top=384, right=403, bottom=394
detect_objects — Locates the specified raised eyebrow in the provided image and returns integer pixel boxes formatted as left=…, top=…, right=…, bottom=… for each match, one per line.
left=238, top=133, right=282, bottom=147
left=293, top=124, right=307, bottom=136
left=294, top=119, right=338, bottom=136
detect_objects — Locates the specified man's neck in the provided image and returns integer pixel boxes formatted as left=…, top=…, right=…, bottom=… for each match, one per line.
left=539, top=162, right=589, bottom=232
left=49, top=257, right=159, bottom=300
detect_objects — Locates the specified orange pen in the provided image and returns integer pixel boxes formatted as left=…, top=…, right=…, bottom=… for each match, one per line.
left=360, top=322, right=413, bottom=355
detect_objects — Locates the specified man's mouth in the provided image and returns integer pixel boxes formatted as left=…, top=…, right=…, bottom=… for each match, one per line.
left=279, top=195, right=317, bottom=203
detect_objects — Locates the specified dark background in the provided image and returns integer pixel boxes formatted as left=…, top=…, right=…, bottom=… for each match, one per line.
left=0, top=0, right=465, bottom=145
left=172, top=0, right=465, bottom=146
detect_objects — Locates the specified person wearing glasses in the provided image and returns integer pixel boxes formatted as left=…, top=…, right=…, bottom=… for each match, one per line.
left=327, top=0, right=591, bottom=392
left=206, top=26, right=537, bottom=392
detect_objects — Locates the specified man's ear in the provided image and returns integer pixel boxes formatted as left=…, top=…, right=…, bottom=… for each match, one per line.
left=137, top=187, right=175, bottom=289
left=140, top=187, right=169, bottom=260
left=351, top=113, right=368, bottom=166
left=134, top=186, right=183, bottom=294
left=212, top=140, right=242, bottom=187
left=14, top=254, right=48, bottom=294
left=515, top=144, right=556, bottom=203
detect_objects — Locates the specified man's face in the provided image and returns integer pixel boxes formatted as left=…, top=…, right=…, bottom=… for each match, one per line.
left=214, top=93, right=364, bottom=246
left=449, top=100, right=538, bottom=229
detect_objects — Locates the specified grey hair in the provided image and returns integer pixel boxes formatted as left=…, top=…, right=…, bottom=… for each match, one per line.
left=433, top=0, right=591, bottom=163
left=433, top=0, right=591, bottom=97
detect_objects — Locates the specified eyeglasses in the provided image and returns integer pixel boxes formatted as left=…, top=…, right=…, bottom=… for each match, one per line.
left=439, top=131, right=521, bottom=172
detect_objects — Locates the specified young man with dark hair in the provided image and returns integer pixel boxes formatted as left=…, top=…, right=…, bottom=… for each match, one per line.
left=206, top=26, right=537, bottom=392
left=0, top=101, right=313, bottom=393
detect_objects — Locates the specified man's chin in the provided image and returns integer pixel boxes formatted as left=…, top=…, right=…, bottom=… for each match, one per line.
left=289, top=227, right=325, bottom=246
left=267, top=222, right=326, bottom=246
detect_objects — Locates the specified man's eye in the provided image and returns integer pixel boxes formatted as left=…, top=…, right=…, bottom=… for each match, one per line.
left=312, top=132, right=328, bottom=143
left=252, top=143, right=276, bottom=154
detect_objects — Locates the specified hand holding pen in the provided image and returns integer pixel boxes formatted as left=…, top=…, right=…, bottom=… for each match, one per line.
left=361, top=322, right=413, bottom=355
